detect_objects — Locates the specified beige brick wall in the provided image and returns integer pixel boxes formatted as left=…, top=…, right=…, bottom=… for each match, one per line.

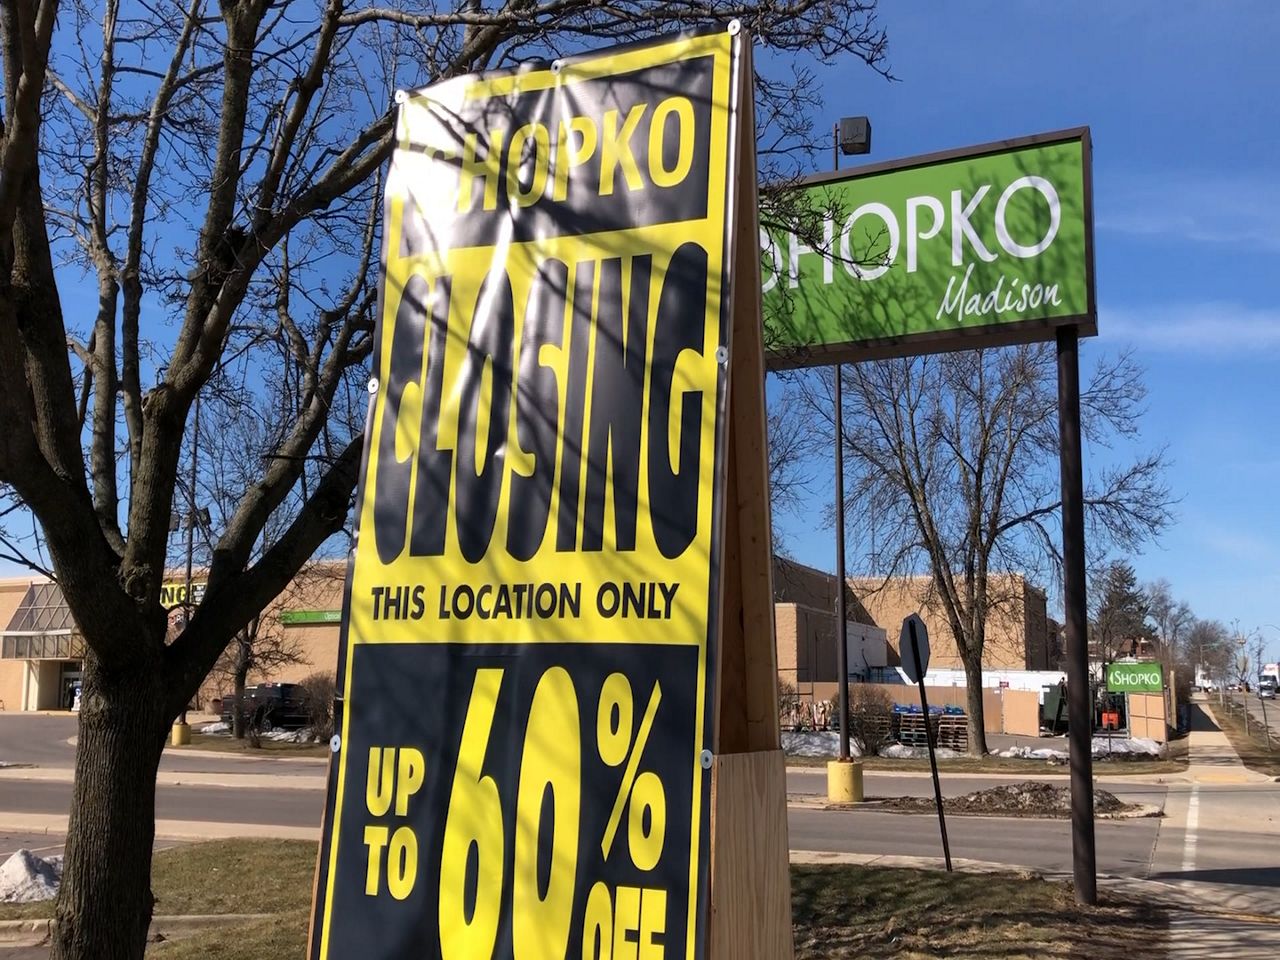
left=198, top=565, right=346, bottom=705
left=773, top=556, right=873, bottom=623
left=850, top=574, right=1047, bottom=671
left=0, top=579, right=39, bottom=711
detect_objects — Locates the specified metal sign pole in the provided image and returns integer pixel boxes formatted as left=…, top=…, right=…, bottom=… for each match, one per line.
left=910, top=619, right=951, bottom=872
left=1056, top=325, right=1097, bottom=905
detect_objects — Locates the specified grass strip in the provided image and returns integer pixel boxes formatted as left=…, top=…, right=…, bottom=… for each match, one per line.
left=4, top=841, right=1168, bottom=958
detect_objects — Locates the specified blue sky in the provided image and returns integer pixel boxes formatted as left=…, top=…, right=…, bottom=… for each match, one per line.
left=3, top=3, right=1276, bottom=661
left=770, top=1, right=1280, bottom=662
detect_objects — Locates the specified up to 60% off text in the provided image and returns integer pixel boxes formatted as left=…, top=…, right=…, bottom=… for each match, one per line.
left=360, top=668, right=673, bottom=958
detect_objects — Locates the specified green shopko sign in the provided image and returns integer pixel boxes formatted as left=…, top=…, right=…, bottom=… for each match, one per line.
left=279, top=609, right=342, bottom=625
left=1106, top=662, right=1164, bottom=694
left=764, top=129, right=1095, bottom=367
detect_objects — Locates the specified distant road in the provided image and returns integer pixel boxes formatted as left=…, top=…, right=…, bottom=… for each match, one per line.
left=0, top=713, right=325, bottom=777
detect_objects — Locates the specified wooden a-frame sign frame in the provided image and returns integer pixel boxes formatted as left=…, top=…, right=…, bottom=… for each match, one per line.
left=705, top=36, right=795, bottom=960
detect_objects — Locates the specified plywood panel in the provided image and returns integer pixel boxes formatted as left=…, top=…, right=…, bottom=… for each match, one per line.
left=709, top=750, right=793, bottom=960
left=1127, top=692, right=1167, bottom=743
left=1002, top=689, right=1042, bottom=737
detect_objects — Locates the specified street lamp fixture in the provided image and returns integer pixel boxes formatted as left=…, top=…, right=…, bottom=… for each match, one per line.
left=837, top=116, right=872, bottom=156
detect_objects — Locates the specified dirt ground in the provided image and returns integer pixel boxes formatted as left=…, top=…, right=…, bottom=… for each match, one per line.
left=871, top=780, right=1139, bottom=818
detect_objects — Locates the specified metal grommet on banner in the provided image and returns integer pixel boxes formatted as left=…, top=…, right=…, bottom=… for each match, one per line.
left=393, top=89, right=407, bottom=105
left=715, top=346, right=729, bottom=365
left=727, top=19, right=742, bottom=36
left=367, top=377, right=379, bottom=395
left=699, top=749, right=714, bottom=770
left=551, top=59, right=564, bottom=75
left=330, top=735, right=342, bottom=754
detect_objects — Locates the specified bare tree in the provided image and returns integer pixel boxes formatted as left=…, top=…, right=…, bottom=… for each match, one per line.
left=768, top=384, right=815, bottom=551
left=0, top=2, right=891, bottom=956
left=800, top=345, right=1172, bottom=755
left=211, top=611, right=309, bottom=739
left=1188, top=618, right=1232, bottom=687
left=1146, top=576, right=1193, bottom=672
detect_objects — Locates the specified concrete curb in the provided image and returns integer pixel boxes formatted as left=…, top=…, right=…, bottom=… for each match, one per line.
left=163, top=749, right=329, bottom=765
left=0, top=913, right=272, bottom=947
left=785, top=764, right=1189, bottom=785
left=787, top=795, right=1163, bottom=820
left=0, top=766, right=326, bottom=791
left=0, top=918, right=50, bottom=946
left=66, top=734, right=330, bottom=765
left=0, top=813, right=320, bottom=842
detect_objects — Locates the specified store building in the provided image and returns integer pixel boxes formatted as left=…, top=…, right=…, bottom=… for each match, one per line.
left=0, top=567, right=348, bottom=713
left=2, top=559, right=1056, bottom=715
left=849, top=573, right=1057, bottom=671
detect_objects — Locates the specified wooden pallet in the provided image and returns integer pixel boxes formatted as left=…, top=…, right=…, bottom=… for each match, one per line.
left=894, top=713, right=969, bottom=752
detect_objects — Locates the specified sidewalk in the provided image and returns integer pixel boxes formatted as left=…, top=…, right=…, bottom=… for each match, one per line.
left=1178, top=700, right=1272, bottom=785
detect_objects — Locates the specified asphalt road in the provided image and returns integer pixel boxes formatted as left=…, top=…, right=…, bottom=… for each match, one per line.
left=0, top=768, right=1172, bottom=878
left=1238, top=692, right=1280, bottom=743
left=3, top=714, right=1277, bottom=906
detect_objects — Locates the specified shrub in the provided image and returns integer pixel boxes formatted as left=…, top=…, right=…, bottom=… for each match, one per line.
left=299, top=672, right=338, bottom=741
left=778, top=677, right=801, bottom=729
left=845, top=685, right=894, bottom=756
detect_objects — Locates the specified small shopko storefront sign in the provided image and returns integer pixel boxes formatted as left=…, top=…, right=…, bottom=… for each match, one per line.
left=1106, top=662, right=1164, bottom=694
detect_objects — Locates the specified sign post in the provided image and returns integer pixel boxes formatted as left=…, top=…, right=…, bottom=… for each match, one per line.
left=900, top=613, right=951, bottom=872
left=308, top=26, right=793, bottom=960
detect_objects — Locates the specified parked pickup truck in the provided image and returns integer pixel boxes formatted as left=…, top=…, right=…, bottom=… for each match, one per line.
left=220, top=682, right=309, bottom=732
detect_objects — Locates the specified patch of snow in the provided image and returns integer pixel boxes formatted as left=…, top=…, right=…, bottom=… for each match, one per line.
left=997, top=745, right=1069, bottom=761
left=198, top=721, right=230, bottom=735
left=1093, top=736, right=1162, bottom=757
left=262, top=727, right=322, bottom=743
left=781, top=731, right=862, bottom=758
left=0, top=850, right=62, bottom=903
left=995, top=737, right=1164, bottom=760
left=878, top=744, right=963, bottom=761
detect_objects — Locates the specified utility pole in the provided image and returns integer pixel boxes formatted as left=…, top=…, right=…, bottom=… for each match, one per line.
left=1057, top=326, right=1097, bottom=905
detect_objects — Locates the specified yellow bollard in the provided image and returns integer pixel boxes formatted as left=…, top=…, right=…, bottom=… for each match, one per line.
left=170, top=722, right=191, bottom=747
left=826, top=758, right=863, bottom=804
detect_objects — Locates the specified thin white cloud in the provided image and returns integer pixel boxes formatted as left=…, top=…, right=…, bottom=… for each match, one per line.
left=1102, top=302, right=1280, bottom=353
left=1097, top=173, right=1280, bottom=253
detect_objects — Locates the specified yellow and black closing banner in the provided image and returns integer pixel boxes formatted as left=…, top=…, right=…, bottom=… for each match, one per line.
left=310, top=26, right=745, bottom=960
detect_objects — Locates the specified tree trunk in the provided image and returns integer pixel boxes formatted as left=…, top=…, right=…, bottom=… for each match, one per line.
left=52, top=651, right=169, bottom=960
left=960, top=655, right=989, bottom=757
left=231, top=637, right=250, bottom=740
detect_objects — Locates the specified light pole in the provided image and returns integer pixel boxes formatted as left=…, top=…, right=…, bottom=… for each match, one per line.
left=832, top=118, right=869, bottom=757
left=825, top=117, right=869, bottom=805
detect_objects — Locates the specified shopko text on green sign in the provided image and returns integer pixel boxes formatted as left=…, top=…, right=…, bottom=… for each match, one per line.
left=763, top=131, right=1093, bottom=363
left=1106, top=662, right=1164, bottom=693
